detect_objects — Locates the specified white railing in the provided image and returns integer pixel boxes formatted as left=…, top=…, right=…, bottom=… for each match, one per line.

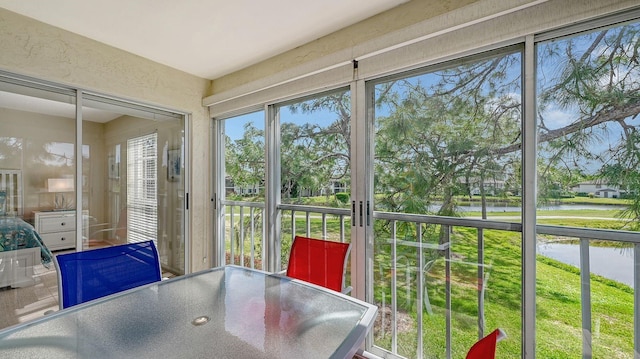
left=372, top=212, right=521, bottom=359
left=220, top=200, right=639, bottom=359
left=278, top=203, right=351, bottom=243
left=223, top=200, right=265, bottom=269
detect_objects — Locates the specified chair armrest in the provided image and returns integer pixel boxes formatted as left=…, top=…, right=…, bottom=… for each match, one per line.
left=497, top=328, right=507, bottom=341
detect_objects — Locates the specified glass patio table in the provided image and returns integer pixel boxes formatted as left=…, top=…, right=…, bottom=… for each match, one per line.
left=0, top=265, right=378, bottom=358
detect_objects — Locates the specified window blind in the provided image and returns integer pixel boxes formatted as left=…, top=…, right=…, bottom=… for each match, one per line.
left=127, top=133, right=158, bottom=244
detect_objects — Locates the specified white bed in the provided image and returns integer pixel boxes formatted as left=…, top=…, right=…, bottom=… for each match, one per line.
left=0, top=247, right=38, bottom=288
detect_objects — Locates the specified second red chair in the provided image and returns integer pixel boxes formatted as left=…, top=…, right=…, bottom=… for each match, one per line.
left=285, top=235, right=351, bottom=293
left=466, top=328, right=507, bottom=359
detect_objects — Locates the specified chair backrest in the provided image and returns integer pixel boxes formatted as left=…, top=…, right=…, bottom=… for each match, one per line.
left=286, top=235, right=351, bottom=293
left=54, top=240, right=161, bottom=309
left=466, top=328, right=506, bottom=359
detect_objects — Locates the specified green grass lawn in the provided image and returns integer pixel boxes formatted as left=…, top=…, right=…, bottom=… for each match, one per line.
left=455, top=195, right=631, bottom=207
left=558, top=197, right=632, bottom=206
left=372, top=225, right=634, bottom=358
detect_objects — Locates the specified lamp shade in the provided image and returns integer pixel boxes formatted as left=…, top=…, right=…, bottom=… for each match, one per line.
left=47, top=178, right=74, bottom=192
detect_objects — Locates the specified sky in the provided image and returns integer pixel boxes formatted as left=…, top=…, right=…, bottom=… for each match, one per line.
left=222, top=24, right=639, bottom=181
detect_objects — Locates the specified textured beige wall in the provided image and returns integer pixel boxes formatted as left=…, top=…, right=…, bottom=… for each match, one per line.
left=0, top=8, right=211, bottom=272
left=210, top=0, right=479, bottom=95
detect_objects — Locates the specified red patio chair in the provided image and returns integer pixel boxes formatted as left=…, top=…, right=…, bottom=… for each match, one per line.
left=285, top=235, right=351, bottom=293
left=466, top=328, right=507, bottom=359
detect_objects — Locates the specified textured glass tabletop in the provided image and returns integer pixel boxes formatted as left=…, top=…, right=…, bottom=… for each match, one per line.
left=0, top=265, right=377, bottom=359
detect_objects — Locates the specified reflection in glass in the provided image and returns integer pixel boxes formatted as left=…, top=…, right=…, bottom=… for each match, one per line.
left=0, top=90, right=76, bottom=218
left=0, top=85, right=77, bottom=327
left=0, top=137, right=23, bottom=216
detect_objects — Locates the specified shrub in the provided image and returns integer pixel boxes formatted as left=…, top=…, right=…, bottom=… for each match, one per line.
left=335, top=192, right=349, bottom=203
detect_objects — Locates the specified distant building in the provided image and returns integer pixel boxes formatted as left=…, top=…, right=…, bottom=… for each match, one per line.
left=298, top=181, right=348, bottom=197
left=571, top=181, right=626, bottom=198
left=226, top=176, right=346, bottom=197
left=462, top=177, right=508, bottom=196
left=225, top=176, right=262, bottom=196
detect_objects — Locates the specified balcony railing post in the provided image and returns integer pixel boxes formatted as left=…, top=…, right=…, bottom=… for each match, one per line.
left=322, top=213, right=327, bottom=239
left=291, top=210, right=296, bottom=241
left=379, top=262, right=387, bottom=340
left=249, top=206, right=255, bottom=269
left=391, top=220, right=398, bottom=354
left=239, top=206, right=245, bottom=266
left=230, top=206, right=235, bottom=264
left=416, top=223, right=424, bottom=359
left=478, top=228, right=485, bottom=339
left=261, top=208, right=266, bottom=271
left=579, top=237, right=592, bottom=359
left=445, top=225, right=452, bottom=359
left=635, top=243, right=640, bottom=359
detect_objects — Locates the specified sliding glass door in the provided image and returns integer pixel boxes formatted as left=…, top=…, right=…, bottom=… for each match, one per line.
left=81, top=94, right=186, bottom=275
left=218, top=89, right=353, bottom=271
left=217, top=110, right=266, bottom=268
left=276, top=89, right=352, bottom=265
left=534, top=20, right=640, bottom=357
left=368, top=48, right=523, bottom=358
left=0, top=73, right=187, bottom=277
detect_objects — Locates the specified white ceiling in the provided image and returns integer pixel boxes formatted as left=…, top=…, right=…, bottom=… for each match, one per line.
left=0, top=0, right=407, bottom=79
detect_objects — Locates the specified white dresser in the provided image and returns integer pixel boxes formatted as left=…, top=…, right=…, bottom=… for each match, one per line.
left=34, top=210, right=76, bottom=251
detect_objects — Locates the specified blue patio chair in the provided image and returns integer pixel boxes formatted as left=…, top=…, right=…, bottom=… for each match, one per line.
left=54, top=240, right=162, bottom=309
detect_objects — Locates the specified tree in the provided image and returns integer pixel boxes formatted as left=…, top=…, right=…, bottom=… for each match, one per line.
left=281, top=90, right=351, bottom=201
left=537, top=23, right=640, bottom=225
left=225, top=122, right=265, bottom=199
left=374, top=53, right=522, bottom=223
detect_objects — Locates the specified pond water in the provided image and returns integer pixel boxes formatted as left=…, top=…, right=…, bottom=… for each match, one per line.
left=428, top=202, right=634, bottom=287
left=537, top=242, right=634, bottom=288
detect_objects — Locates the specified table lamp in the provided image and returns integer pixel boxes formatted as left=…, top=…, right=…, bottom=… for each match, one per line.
left=48, top=178, right=74, bottom=210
